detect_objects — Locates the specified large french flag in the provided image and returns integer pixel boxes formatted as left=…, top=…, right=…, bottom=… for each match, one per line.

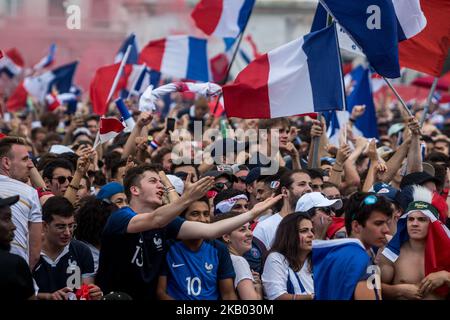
left=318, top=0, right=427, bottom=78
left=382, top=208, right=450, bottom=297
left=0, top=48, right=25, bottom=78
left=139, top=35, right=210, bottom=82
left=90, top=63, right=159, bottom=115
left=312, top=239, right=371, bottom=300
left=6, top=61, right=78, bottom=111
left=222, top=23, right=345, bottom=119
left=191, top=0, right=255, bottom=38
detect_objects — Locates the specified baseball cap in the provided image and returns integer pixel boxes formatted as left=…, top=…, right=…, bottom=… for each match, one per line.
left=0, top=195, right=19, bottom=207
left=96, top=182, right=124, bottom=201
left=245, top=167, right=261, bottom=185
left=370, top=182, right=399, bottom=203
left=400, top=171, right=441, bottom=190
left=295, top=192, right=343, bottom=212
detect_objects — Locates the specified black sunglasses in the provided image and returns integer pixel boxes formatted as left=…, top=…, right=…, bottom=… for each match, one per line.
left=52, top=176, right=73, bottom=184
left=214, top=182, right=232, bottom=191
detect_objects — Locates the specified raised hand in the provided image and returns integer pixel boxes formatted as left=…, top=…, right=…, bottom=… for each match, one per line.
left=351, top=105, right=366, bottom=120
left=182, top=174, right=215, bottom=202
left=335, top=143, right=351, bottom=165
left=136, top=112, right=153, bottom=128
left=310, top=120, right=323, bottom=138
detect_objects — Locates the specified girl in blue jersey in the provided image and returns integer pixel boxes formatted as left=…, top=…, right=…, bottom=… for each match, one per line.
left=262, top=212, right=315, bottom=300
left=156, top=197, right=237, bottom=300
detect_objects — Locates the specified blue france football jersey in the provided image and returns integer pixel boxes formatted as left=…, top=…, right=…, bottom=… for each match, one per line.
left=164, top=240, right=235, bottom=300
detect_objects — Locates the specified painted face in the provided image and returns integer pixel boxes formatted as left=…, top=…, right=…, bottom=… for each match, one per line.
left=184, top=201, right=210, bottom=224
left=48, top=167, right=73, bottom=196
left=228, top=222, right=253, bottom=256
left=406, top=211, right=430, bottom=241
left=358, top=210, right=391, bottom=249
left=298, top=219, right=314, bottom=251
left=44, top=215, right=76, bottom=248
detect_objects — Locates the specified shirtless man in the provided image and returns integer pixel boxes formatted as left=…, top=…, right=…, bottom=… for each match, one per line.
left=380, top=191, right=450, bottom=300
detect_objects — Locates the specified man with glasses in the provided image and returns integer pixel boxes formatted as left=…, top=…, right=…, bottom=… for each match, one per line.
left=295, top=192, right=343, bottom=240
left=0, top=136, right=42, bottom=269
left=42, top=158, right=75, bottom=197
left=33, top=196, right=103, bottom=300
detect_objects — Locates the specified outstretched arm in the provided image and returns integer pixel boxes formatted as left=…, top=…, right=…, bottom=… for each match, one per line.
left=177, top=195, right=283, bottom=240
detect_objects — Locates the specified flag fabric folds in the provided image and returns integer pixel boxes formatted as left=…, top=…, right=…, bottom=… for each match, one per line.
left=382, top=209, right=450, bottom=297
left=191, top=0, right=255, bottom=38
left=399, top=0, right=450, bottom=76
left=139, top=36, right=210, bottom=82
left=6, top=61, right=78, bottom=111
left=90, top=63, right=160, bottom=115
left=318, top=0, right=426, bottom=78
left=0, top=48, right=25, bottom=78
left=115, top=33, right=139, bottom=65
left=223, top=23, right=345, bottom=119
left=312, top=239, right=371, bottom=300
left=94, top=117, right=125, bottom=149
left=33, top=43, right=56, bottom=71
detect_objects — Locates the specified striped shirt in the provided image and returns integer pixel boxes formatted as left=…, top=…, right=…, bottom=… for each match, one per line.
left=0, top=175, right=42, bottom=264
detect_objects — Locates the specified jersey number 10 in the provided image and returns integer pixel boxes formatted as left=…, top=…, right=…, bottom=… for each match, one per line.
left=186, top=277, right=202, bottom=296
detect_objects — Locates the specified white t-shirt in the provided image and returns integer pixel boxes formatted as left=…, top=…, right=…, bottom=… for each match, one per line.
left=0, top=175, right=42, bottom=264
left=252, top=212, right=283, bottom=250
left=262, top=252, right=314, bottom=300
left=230, top=254, right=254, bottom=289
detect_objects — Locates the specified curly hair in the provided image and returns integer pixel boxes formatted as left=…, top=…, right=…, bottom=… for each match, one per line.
left=74, top=196, right=117, bottom=247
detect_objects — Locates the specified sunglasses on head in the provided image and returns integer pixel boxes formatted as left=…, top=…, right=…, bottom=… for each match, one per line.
left=53, top=176, right=73, bottom=184
left=352, top=194, right=379, bottom=220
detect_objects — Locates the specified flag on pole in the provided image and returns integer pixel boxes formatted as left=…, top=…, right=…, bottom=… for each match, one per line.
left=223, top=23, right=346, bottom=119
left=90, top=63, right=159, bottom=115
left=312, top=239, right=371, bottom=300
left=399, top=0, right=450, bottom=76
left=93, top=117, right=126, bottom=149
left=6, top=61, right=78, bottom=111
left=115, top=33, right=139, bottom=65
left=191, top=0, right=255, bottom=38
left=0, top=48, right=25, bottom=78
left=318, top=0, right=427, bottom=78
left=33, top=43, right=56, bottom=71
left=139, top=36, right=210, bottom=82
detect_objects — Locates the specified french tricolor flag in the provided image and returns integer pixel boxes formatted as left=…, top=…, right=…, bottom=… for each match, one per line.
left=33, top=43, right=56, bottom=71
left=139, top=35, right=210, bottom=82
left=93, top=117, right=126, bottom=149
left=0, top=48, right=25, bottom=78
left=191, top=0, right=255, bottom=38
left=6, top=61, right=78, bottom=112
left=223, top=24, right=346, bottom=119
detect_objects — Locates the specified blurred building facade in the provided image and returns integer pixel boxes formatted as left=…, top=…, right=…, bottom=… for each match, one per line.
left=0, top=0, right=318, bottom=90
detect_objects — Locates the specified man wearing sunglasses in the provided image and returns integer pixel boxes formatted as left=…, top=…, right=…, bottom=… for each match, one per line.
left=295, top=192, right=343, bottom=240
left=232, top=164, right=249, bottom=193
left=42, top=159, right=75, bottom=197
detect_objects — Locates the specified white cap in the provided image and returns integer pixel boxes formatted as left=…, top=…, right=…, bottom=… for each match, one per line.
left=295, top=192, right=343, bottom=212
left=49, top=145, right=74, bottom=155
left=166, top=174, right=184, bottom=195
